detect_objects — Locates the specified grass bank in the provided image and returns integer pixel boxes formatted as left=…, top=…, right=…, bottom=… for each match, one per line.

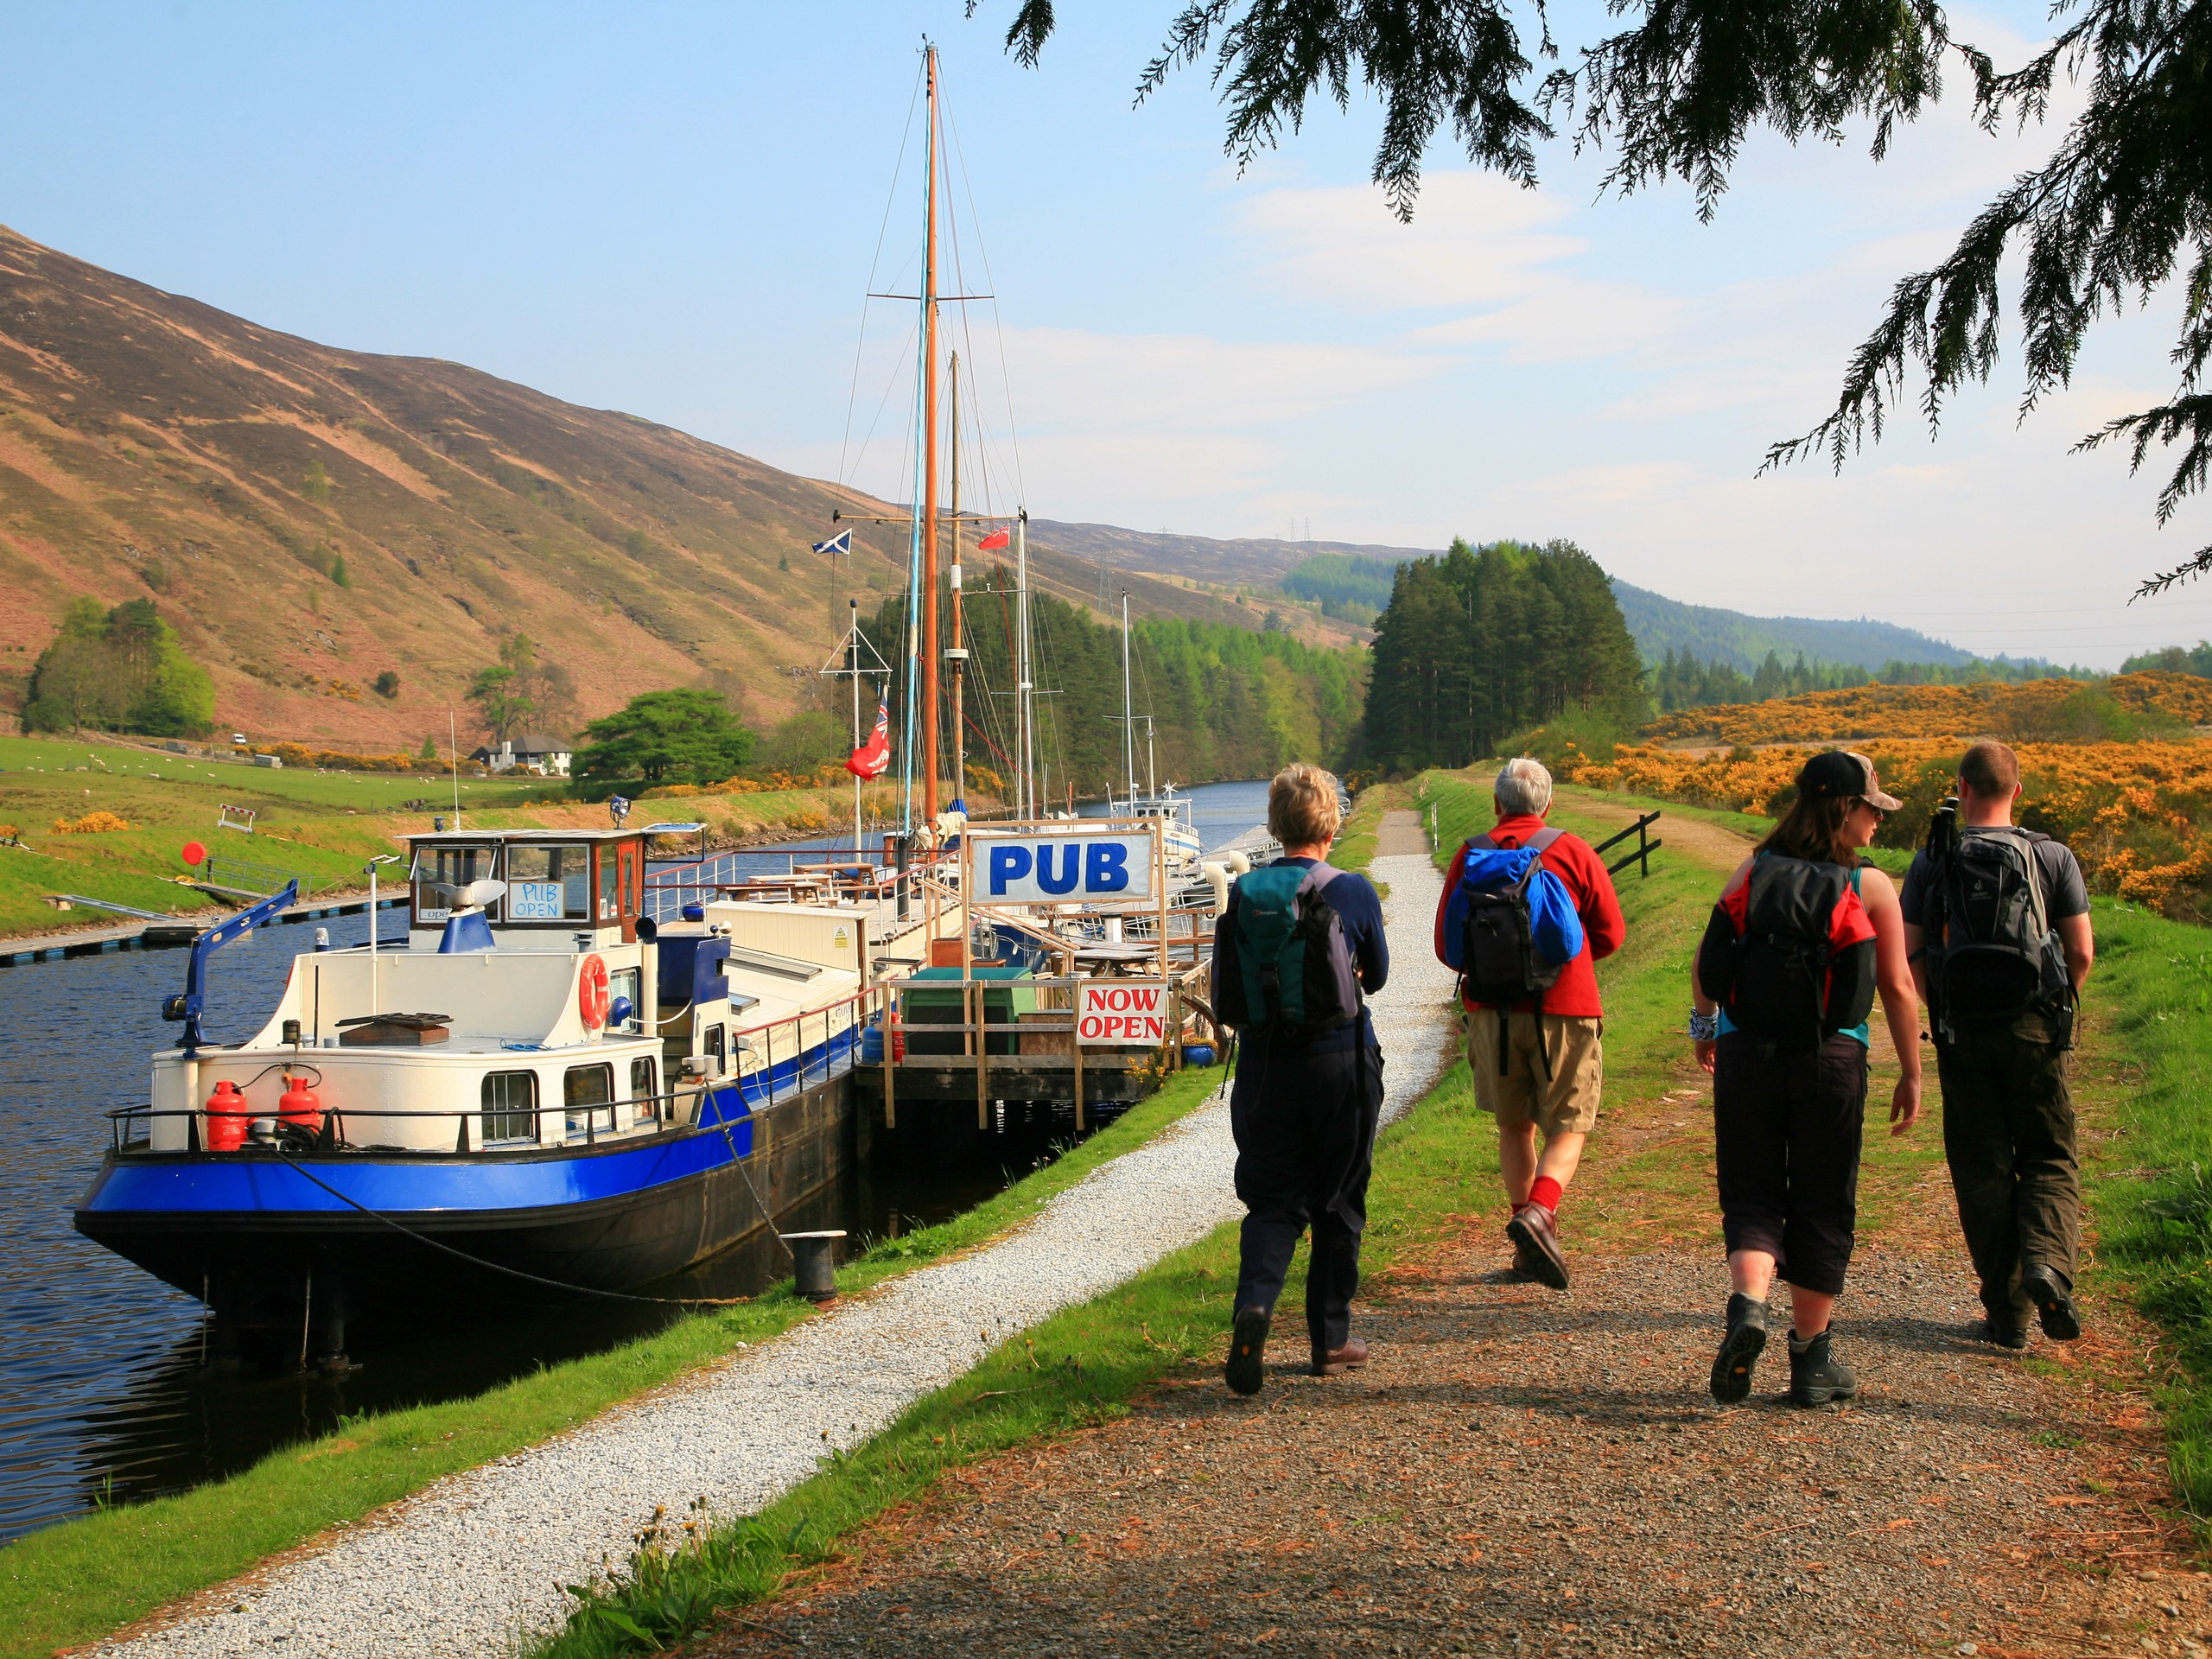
left=0, top=1071, right=1224, bottom=1659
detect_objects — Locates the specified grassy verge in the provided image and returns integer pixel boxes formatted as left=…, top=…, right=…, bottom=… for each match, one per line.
left=1332, top=780, right=1401, bottom=880
left=0, top=1070, right=1226, bottom=1659
left=2071, top=899, right=2212, bottom=1521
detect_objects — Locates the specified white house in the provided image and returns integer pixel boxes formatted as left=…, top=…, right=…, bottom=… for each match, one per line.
left=470, top=734, right=573, bottom=778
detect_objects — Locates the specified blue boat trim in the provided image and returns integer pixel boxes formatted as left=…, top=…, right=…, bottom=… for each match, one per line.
left=81, top=1029, right=856, bottom=1220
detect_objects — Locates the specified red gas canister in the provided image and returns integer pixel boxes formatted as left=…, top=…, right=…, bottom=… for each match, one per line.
left=205, top=1080, right=249, bottom=1152
left=278, top=1074, right=322, bottom=1134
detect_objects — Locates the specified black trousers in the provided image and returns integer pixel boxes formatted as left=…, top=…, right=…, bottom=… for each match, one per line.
left=1713, top=1033, right=1869, bottom=1297
left=1230, top=1038, right=1384, bottom=1356
left=1936, top=1024, right=2080, bottom=1321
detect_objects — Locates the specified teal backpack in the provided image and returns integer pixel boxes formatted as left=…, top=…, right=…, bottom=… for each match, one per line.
left=1216, top=862, right=1362, bottom=1039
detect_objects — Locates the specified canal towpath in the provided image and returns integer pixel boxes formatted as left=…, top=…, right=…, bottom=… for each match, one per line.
left=673, top=790, right=2209, bottom=1659
left=90, top=821, right=1459, bottom=1658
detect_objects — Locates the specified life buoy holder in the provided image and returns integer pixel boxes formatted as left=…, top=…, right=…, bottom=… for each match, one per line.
left=578, top=953, right=611, bottom=1030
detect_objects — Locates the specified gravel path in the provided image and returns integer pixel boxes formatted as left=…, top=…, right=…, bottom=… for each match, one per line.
left=98, top=823, right=1458, bottom=1659
left=687, top=1251, right=2197, bottom=1659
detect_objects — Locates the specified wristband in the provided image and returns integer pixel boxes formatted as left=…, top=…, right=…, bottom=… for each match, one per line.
left=1688, top=1010, right=1719, bottom=1043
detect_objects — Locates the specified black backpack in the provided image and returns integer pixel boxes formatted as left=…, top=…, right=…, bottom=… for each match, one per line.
left=1697, top=855, right=1878, bottom=1050
left=1453, top=829, right=1570, bottom=1007
left=1927, top=828, right=2073, bottom=1028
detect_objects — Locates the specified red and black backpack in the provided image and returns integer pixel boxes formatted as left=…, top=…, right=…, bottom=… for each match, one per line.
left=1696, top=855, right=1878, bottom=1049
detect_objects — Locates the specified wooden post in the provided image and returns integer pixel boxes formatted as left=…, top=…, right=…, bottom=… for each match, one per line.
left=975, top=977, right=989, bottom=1130
left=1071, top=979, right=1085, bottom=1133
left=882, top=982, right=897, bottom=1130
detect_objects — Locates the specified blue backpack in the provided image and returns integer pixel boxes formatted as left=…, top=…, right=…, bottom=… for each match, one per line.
left=1440, top=830, right=1586, bottom=1073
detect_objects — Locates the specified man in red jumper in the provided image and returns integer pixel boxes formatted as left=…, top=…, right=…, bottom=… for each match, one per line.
left=1433, top=757, right=1627, bottom=1289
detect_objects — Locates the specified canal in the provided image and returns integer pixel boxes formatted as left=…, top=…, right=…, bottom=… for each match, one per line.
left=0, top=779, right=1271, bottom=1544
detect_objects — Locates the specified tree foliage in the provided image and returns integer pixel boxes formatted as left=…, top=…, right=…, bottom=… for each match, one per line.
left=572, top=689, right=755, bottom=788
left=1360, top=537, right=1644, bottom=771
left=22, top=597, right=215, bottom=737
left=871, top=579, right=1367, bottom=796
left=995, top=0, right=2212, bottom=591
left=2124, top=640, right=2212, bottom=677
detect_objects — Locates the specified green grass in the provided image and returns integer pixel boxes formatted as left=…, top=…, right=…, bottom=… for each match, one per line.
left=2070, top=899, right=2212, bottom=1523
left=0, top=1069, right=1226, bottom=1659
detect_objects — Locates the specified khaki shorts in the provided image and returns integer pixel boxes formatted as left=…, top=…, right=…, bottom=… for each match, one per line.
left=1465, top=1010, right=1603, bottom=1137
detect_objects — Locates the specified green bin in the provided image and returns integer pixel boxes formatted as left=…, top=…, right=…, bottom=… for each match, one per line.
left=901, top=965, right=1036, bottom=1056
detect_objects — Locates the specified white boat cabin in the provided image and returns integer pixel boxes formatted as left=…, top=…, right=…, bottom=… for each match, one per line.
left=144, top=828, right=870, bottom=1156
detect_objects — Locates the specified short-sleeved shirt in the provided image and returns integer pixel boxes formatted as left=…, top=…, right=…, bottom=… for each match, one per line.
left=1900, top=828, right=2089, bottom=928
left=1212, top=856, right=1389, bottom=1056
left=1902, top=826, right=2088, bottom=1043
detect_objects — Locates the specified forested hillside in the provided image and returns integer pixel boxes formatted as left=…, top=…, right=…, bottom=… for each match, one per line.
left=1361, top=539, right=1643, bottom=772
left=869, top=574, right=1366, bottom=799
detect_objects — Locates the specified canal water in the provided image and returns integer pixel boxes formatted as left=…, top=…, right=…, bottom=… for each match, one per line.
left=0, top=779, right=1270, bottom=1545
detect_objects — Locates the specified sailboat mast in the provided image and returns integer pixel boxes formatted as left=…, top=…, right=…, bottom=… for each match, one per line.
left=1120, top=593, right=1136, bottom=804
left=849, top=599, right=864, bottom=853
left=948, top=351, right=965, bottom=817
left=1015, top=509, right=1033, bottom=819
left=920, top=44, right=943, bottom=828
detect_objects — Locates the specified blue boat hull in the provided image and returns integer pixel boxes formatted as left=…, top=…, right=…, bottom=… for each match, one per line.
left=74, top=1047, right=856, bottom=1334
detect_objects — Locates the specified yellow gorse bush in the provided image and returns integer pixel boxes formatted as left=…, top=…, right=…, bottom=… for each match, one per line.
left=1643, top=671, right=2212, bottom=746
left=1567, top=736, right=2212, bottom=917
left=51, top=810, right=134, bottom=835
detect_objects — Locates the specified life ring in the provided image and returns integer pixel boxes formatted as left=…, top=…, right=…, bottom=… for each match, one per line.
left=578, top=953, right=611, bottom=1030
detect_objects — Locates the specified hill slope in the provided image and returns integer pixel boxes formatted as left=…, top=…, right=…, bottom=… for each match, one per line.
left=1021, top=524, right=1980, bottom=673
left=1610, top=580, right=1974, bottom=671
left=0, top=228, right=1259, bottom=749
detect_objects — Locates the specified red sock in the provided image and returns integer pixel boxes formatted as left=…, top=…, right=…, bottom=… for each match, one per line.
left=1528, top=1176, right=1564, bottom=1216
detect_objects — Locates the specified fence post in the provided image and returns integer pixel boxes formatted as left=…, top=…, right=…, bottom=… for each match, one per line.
left=882, top=982, right=897, bottom=1130
left=976, top=976, right=990, bottom=1131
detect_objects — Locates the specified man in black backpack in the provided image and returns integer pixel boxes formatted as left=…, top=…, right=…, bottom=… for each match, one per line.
left=1902, top=741, right=2095, bottom=1348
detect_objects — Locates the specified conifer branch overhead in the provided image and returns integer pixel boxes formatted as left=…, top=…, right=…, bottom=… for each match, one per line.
left=988, top=0, right=2212, bottom=593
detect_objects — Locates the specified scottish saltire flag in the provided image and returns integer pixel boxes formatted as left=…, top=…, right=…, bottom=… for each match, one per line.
left=811, top=530, right=852, bottom=556
left=846, top=698, right=893, bottom=779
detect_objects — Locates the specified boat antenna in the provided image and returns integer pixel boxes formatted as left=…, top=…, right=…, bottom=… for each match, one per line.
left=920, top=39, right=943, bottom=829
left=1120, top=593, right=1136, bottom=808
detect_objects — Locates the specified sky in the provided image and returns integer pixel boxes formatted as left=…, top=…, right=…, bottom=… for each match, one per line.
left=2, top=2, right=2206, bottom=666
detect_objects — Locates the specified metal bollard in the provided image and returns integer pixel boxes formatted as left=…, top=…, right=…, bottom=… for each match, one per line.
left=781, top=1230, right=846, bottom=1301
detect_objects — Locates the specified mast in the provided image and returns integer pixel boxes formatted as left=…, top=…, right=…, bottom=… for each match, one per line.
left=1120, top=593, right=1136, bottom=805
left=849, top=600, right=864, bottom=850
left=920, top=43, right=943, bottom=828
left=947, top=351, right=966, bottom=819
left=1015, top=509, right=1033, bottom=819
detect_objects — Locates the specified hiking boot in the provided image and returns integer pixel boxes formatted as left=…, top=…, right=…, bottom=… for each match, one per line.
left=1510, top=1236, right=1545, bottom=1282
left=1313, top=1337, right=1370, bottom=1376
left=1225, top=1306, right=1270, bottom=1396
left=1971, top=1315, right=2031, bottom=1351
left=1708, top=1293, right=1770, bottom=1404
left=1788, top=1326, right=1858, bottom=1408
left=2022, top=1263, right=2082, bottom=1342
left=1505, top=1204, right=1569, bottom=1291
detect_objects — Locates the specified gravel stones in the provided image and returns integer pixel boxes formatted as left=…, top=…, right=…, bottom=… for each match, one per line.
left=690, top=1248, right=2202, bottom=1658
left=95, top=838, right=1459, bottom=1658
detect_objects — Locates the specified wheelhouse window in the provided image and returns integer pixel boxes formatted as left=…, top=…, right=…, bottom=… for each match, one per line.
left=564, top=1063, right=616, bottom=1137
left=703, top=1024, right=726, bottom=1077
left=630, top=1056, right=658, bottom=1124
left=503, top=844, right=591, bottom=922
left=411, top=844, right=497, bottom=923
left=481, top=1071, right=539, bottom=1145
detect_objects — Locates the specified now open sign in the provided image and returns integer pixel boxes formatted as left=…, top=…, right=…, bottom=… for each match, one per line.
left=1078, top=980, right=1169, bottom=1046
left=973, top=833, right=1154, bottom=903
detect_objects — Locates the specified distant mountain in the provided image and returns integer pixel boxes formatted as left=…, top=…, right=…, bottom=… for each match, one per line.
left=1024, top=519, right=1433, bottom=588
left=1610, top=580, right=1974, bottom=672
left=0, top=228, right=1263, bottom=749
left=1027, top=523, right=1980, bottom=673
